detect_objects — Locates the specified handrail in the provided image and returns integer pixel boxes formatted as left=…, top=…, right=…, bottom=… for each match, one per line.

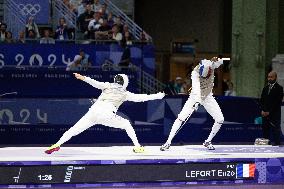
left=53, top=0, right=76, bottom=29
left=5, top=0, right=26, bottom=23
left=52, top=0, right=152, bottom=41
left=135, top=65, right=166, bottom=93
left=4, top=0, right=26, bottom=38
left=100, top=0, right=152, bottom=41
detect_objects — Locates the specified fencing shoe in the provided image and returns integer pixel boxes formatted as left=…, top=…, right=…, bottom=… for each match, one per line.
left=160, top=143, right=171, bottom=151
left=133, top=146, right=145, bottom=153
left=45, top=144, right=60, bottom=154
left=203, top=141, right=215, bottom=150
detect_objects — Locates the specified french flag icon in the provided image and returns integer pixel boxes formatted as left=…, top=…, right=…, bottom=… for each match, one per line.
left=236, top=163, right=256, bottom=178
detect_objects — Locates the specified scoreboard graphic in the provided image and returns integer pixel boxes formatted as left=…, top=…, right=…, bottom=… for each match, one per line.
left=0, top=162, right=256, bottom=184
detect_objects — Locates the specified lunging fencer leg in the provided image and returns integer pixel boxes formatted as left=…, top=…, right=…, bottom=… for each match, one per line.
left=126, top=125, right=145, bottom=153
left=123, top=124, right=145, bottom=153
left=45, top=113, right=95, bottom=154
left=104, top=115, right=144, bottom=153
left=125, top=123, right=140, bottom=147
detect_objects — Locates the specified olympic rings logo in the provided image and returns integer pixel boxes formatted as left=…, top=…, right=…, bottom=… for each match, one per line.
left=18, top=4, right=41, bottom=16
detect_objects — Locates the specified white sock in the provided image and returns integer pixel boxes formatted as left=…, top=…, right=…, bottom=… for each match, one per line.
left=166, top=119, right=183, bottom=144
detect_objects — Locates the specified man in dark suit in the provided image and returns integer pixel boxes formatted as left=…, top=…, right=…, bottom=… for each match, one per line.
left=260, top=71, right=283, bottom=145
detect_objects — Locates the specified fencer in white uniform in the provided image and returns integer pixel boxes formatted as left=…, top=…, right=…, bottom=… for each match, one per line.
left=45, top=73, right=165, bottom=154
left=160, top=57, right=224, bottom=151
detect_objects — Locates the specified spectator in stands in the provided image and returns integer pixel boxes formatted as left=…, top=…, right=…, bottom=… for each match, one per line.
left=25, top=16, right=40, bottom=39
left=63, top=0, right=77, bottom=13
left=40, top=29, right=55, bottom=44
left=122, top=24, right=129, bottom=34
left=121, top=24, right=130, bottom=35
left=70, top=0, right=88, bottom=11
left=68, top=27, right=76, bottom=40
left=70, top=0, right=80, bottom=7
left=25, top=29, right=38, bottom=44
left=66, top=55, right=81, bottom=71
left=111, top=24, right=122, bottom=42
left=123, top=31, right=133, bottom=45
left=260, top=71, right=283, bottom=146
left=76, top=0, right=87, bottom=17
left=99, top=3, right=109, bottom=19
left=95, top=18, right=112, bottom=40
left=174, top=77, right=186, bottom=94
left=0, top=23, right=7, bottom=42
left=224, top=81, right=236, bottom=96
left=107, top=12, right=115, bottom=27
left=78, top=4, right=95, bottom=33
left=140, top=31, right=148, bottom=42
left=26, top=29, right=37, bottom=40
left=55, top=18, right=69, bottom=40
left=66, top=49, right=91, bottom=71
left=88, top=12, right=103, bottom=39
left=114, top=16, right=124, bottom=32
left=93, top=0, right=102, bottom=13
left=122, top=25, right=133, bottom=42
left=17, top=31, right=25, bottom=44
left=79, top=49, right=91, bottom=70
left=4, top=31, right=14, bottom=43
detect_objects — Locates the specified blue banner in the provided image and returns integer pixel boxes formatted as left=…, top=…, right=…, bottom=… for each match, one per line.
left=0, top=43, right=155, bottom=74
left=0, top=69, right=138, bottom=98
left=13, top=0, right=50, bottom=24
left=0, top=96, right=283, bottom=144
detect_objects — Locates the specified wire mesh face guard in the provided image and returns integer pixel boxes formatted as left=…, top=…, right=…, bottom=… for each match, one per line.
left=114, top=75, right=124, bottom=86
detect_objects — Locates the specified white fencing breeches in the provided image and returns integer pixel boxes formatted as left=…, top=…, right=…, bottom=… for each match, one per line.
left=56, top=102, right=140, bottom=147
left=166, top=94, right=224, bottom=144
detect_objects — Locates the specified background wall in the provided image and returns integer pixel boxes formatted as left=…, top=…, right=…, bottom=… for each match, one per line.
left=279, top=0, right=284, bottom=53
left=112, top=0, right=134, bottom=16
left=135, top=0, right=231, bottom=53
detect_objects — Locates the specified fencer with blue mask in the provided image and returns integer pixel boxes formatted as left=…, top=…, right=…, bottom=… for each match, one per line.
left=161, top=57, right=224, bottom=151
